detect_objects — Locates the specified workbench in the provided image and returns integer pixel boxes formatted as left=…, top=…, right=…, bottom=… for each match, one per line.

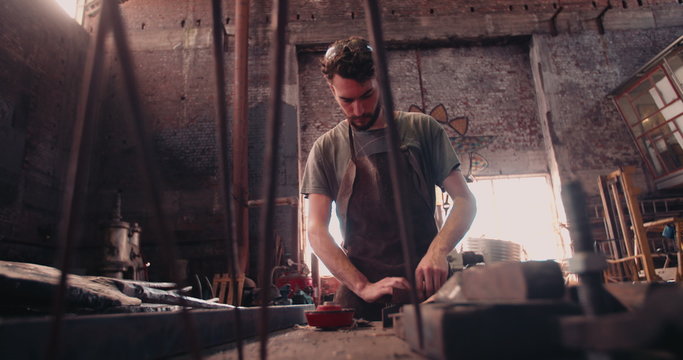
left=183, top=322, right=423, bottom=360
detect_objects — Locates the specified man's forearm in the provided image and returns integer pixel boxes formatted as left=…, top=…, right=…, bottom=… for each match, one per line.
left=429, top=193, right=477, bottom=257
left=415, top=171, right=477, bottom=298
left=308, top=227, right=369, bottom=294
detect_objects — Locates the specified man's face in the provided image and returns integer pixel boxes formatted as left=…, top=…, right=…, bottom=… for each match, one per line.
left=329, top=74, right=382, bottom=131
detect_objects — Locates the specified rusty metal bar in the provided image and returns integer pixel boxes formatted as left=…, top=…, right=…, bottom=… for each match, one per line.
left=233, top=0, right=250, bottom=276
left=106, top=0, right=203, bottom=358
left=210, top=0, right=243, bottom=359
left=47, top=3, right=111, bottom=359
left=258, top=0, right=289, bottom=359
left=247, top=196, right=298, bottom=207
left=362, top=0, right=424, bottom=349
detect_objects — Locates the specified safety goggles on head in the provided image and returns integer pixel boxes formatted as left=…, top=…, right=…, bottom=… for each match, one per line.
left=324, top=39, right=373, bottom=61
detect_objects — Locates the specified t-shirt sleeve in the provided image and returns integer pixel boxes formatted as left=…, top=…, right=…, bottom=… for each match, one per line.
left=300, top=139, right=333, bottom=198
left=427, top=117, right=461, bottom=186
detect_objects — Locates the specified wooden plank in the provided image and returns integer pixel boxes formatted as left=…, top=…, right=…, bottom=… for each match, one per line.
left=619, top=167, right=658, bottom=282
left=609, top=180, right=634, bottom=258
left=608, top=178, right=639, bottom=281
left=642, top=217, right=676, bottom=229
left=607, top=255, right=644, bottom=263
left=597, top=176, right=618, bottom=242
left=598, top=175, right=624, bottom=281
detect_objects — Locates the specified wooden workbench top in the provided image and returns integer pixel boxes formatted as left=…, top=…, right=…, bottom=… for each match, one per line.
left=191, top=322, right=425, bottom=360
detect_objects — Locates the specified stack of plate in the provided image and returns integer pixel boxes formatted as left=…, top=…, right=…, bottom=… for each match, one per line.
left=461, top=237, right=522, bottom=263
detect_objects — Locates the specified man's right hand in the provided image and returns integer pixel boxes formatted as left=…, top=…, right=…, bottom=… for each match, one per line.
left=355, top=277, right=411, bottom=303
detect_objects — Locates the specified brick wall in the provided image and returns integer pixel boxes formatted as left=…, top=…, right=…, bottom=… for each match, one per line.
left=80, top=0, right=301, bottom=280
left=298, top=41, right=545, bottom=178
left=3, top=0, right=681, bottom=276
left=531, top=28, right=683, bottom=196
left=0, top=0, right=88, bottom=266
left=87, top=0, right=683, bottom=279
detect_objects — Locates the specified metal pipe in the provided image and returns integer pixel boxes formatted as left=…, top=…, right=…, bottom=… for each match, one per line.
left=233, top=0, right=250, bottom=277
left=47, top=3, right=110, bottom=358
left=210, top=0, right=243, bottom=359
left=311, top=254, right=320, bottom=305
left=362, top=0, right=424, bottom=349
left=106, top=0, right=203, bottom=358
left=258, top=1, right=288, bottom=359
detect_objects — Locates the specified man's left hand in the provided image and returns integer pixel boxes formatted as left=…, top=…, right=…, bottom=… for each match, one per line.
left=415, top=250, right=448, bottom=300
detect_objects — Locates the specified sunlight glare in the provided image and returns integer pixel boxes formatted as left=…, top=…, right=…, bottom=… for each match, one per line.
left=463, top=176, right=564, bottom=260
left=55, top=0, right=78, bottom=19
left=304, top=175, right=565, bottom=278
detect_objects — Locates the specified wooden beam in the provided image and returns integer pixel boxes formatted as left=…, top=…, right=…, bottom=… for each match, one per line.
left=232, top=0, right=250, bottom=277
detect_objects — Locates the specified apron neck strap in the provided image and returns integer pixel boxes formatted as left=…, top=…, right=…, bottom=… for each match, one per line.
left=347, top=121, right=357, bottom=162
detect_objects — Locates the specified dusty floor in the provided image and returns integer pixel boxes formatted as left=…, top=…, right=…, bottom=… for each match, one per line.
left=194, top=322, right=425, bottom=360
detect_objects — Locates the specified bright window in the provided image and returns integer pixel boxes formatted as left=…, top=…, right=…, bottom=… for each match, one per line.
left=461, top=175, right=566, bottom=261
left=304, top=174, right=566, bottom=277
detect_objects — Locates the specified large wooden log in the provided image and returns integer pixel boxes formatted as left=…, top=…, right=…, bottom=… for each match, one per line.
left=0, top=260, right=141, bottom=310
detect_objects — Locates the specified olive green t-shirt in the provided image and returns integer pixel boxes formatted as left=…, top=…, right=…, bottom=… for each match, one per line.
left=300, top=111, right=460, bottom=204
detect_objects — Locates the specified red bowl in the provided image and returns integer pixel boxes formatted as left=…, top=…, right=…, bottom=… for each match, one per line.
left=305, top=304, right=355, bottom=328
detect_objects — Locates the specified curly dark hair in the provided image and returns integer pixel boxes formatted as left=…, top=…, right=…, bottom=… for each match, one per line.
left=321, top=36, right=374, bottom=83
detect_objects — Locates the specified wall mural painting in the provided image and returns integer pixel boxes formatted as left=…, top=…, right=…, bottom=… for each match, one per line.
left=407, top=103, right=495, bottom=181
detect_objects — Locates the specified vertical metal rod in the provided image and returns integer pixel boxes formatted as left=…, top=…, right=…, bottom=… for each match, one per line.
left=210, top=0, right=243, bottom=359
left=563, top=181, right=613, bottom=360
left=292, top=203, right=300, bottom=273
left=47, top=4, right=111, bottom=359
left=233, top=0, right=250, bottom=276
left=563, top=181, right=605, bottom=316
left=258, top=0, right=288, bottom=359
left=106, top=0, right=203, bottom=358
left=311, top=254, right=320, bottom=305
left=362, top=0, right=424, bottom=349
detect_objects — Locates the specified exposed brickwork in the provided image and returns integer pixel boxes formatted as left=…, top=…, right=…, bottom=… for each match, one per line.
left=2, top=0, right=683, bottom=277
left=298, top=42, right=544, bottom=177
left=78, top=0, right=302, bottom=279
left=0, top=0, right=88, bottom=265
left=91, top=0, right=683, bottom=278
left=531, top=28, right=683, bottom=195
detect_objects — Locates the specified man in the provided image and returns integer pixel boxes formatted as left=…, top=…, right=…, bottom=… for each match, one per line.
left=301, top=36, right=476, bottom=320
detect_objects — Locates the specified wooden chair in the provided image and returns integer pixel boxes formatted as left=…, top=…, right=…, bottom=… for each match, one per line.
left=212, top=273, right=245, bottom=306
left=640, top=217, right=683, bottom=282
left=597, top=166, right=659, bottom=282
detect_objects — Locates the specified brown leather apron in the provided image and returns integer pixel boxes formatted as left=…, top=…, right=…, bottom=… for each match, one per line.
left=334, top=121, right=438, bottom=320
